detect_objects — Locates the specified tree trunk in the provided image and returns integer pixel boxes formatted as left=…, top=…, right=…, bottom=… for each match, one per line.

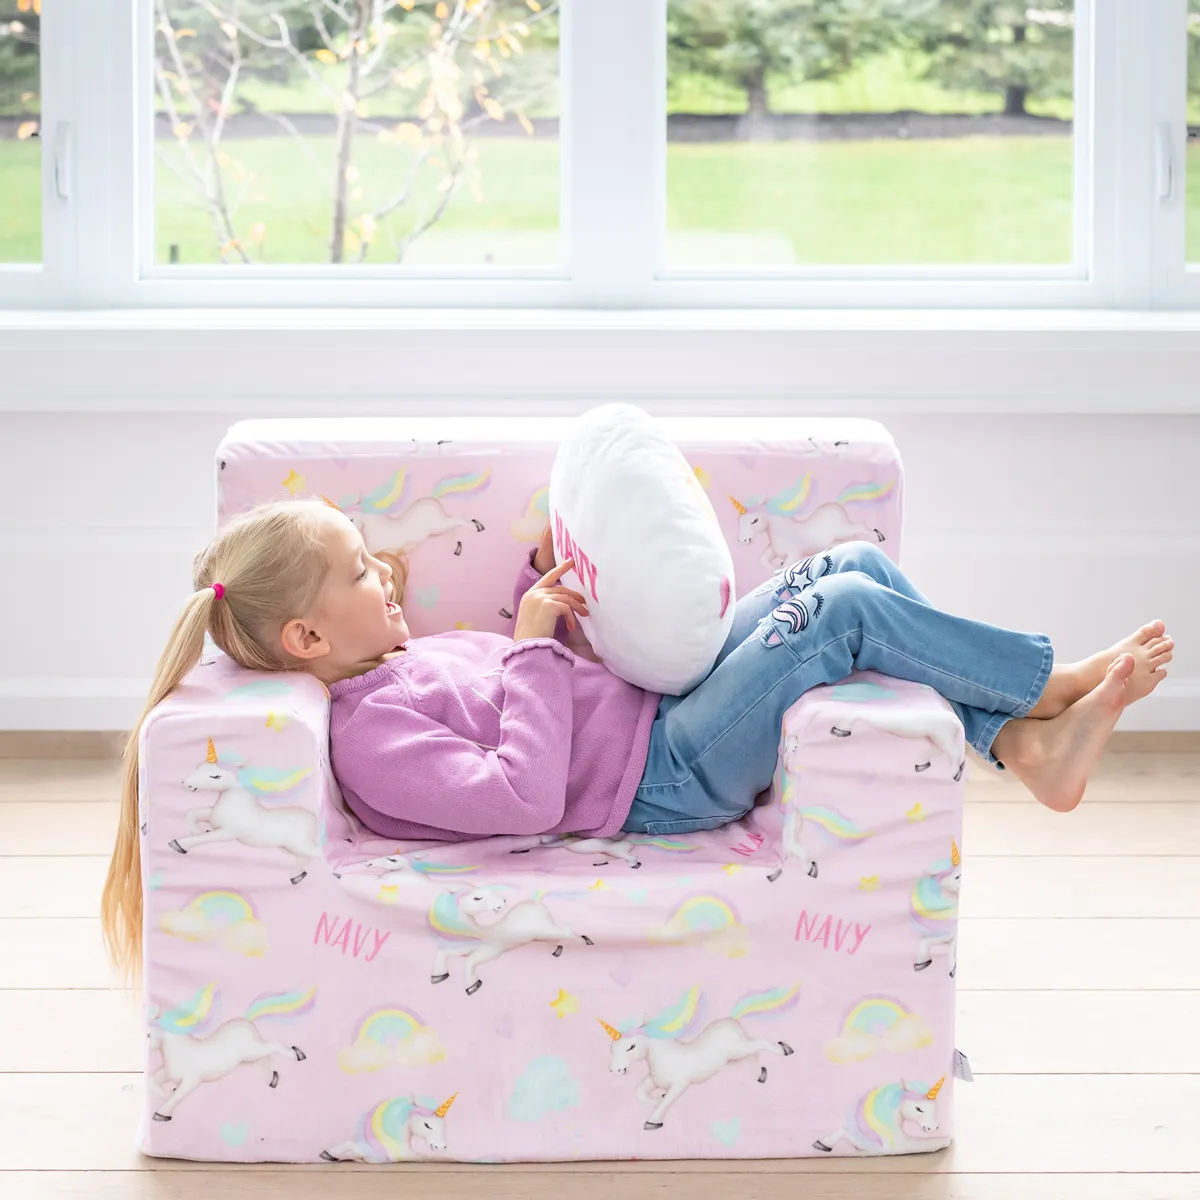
left=329, top=3, right=368, bottom=264
left=1004, top=24, right=1028, bottom=117
left=738, top=61, right=772, bottom=141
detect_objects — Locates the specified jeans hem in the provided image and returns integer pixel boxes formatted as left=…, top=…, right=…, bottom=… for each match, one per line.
left=975, top=634, right=1054, bottom=770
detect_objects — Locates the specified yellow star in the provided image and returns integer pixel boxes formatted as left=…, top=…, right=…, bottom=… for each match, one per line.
left=282, top=468, right=306, bottom=495
left=858, top=875, right=880, bottom=892
left=549, top=989, right=579, bottom=1018
left=906, top=802, right=925, bottom=822
left=588, top=878, right=605, bottom=891
left=721, top=863, right=743, bottom=876
left=265, top=711, right=290, bottom=732
left=378, top=884, right=399, bottom=903
left=454, top=621, right=473, bottom=631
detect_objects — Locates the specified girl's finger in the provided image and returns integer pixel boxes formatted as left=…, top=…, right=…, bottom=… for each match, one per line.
left=539, top=557, right=575, bottom=586
left=543, top=585, right=588, bottom=605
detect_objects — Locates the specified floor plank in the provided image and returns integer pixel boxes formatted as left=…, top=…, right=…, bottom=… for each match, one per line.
left=0, top=758, right=122, bottom=801
left=955, top=991, right=1200, bottom=1073
left=6, top=987, right=1195, bottom=1077
left=5, top=801, right=1199, bottom=857
left=964, top=750, right=1200, bottom=804
left=0, top=919, right=117, bottom=989
left=958, top=857, right=1200, bottom=918
left=7, top=1170, right=1200, bottom=1200
left=2, top=1074, right=1196, bottom=1174
left=0, top=857, right=108, bottom=918
left=956, top=919, right=1200, bottom=990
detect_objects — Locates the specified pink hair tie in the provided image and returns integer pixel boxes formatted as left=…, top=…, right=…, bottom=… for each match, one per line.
left=210, top=582, right=225, bottom=600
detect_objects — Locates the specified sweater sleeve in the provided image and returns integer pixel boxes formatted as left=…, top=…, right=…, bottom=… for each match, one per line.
left=333, top=640, right=576, bottom=837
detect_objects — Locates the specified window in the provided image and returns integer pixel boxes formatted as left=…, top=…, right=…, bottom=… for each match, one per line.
left=0, top=0, right=40, bottom=264
left=151, top=0, right=560, bottom=269
left=6, top=0, right=1200, bottom=308
left=1189, top=0, right=1200, bottom=263
left=665, top=0, right=1076, bottom=270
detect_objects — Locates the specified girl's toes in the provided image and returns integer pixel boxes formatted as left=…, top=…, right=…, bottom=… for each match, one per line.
left=1139, top=620, right=1166, bottom=642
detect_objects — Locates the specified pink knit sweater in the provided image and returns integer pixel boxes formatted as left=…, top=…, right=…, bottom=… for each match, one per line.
left=327, top=553, right=660, bottom=841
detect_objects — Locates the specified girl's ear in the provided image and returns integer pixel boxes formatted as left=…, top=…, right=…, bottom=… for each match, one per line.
left=280, top=618, right=330, bottom=662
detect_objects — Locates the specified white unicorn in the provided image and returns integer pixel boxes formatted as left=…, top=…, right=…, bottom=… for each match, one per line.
left=814, top=1076, right=946, bottom=1154
left=321, top=1093, right=456, bottom=1162
left=729, top=475, right=894, bottom=570
left=766, top=770, right=869, bottom=883
left=912, top=841, right=962, bottom=977
left=428, top=885, right=594, bottom=996
left=147, top=984, right=314, bottom=1121
left=169, top=738, right=321, bottom=884
left=821, top=701, right=966, bottom=779
left=339, top=467, right=490, bottom=558
left=599, top=985, right=798, bottom=1131
left=510, top=833, right=642, bottom=869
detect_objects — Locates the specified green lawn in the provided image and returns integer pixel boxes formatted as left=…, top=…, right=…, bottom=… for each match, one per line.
left=6, top=135, right=1200, bottom=266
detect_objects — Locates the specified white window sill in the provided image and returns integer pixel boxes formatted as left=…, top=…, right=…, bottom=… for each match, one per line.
left=3, top=309, right=1200, bottom=415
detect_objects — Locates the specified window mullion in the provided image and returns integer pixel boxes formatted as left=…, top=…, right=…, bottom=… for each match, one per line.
left=563, top=0, right=660, bottom=305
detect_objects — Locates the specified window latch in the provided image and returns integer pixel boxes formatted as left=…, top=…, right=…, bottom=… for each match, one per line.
left=53, top=121, right=73, bottom=203
left=1155, top=122, right=1174, bottom=204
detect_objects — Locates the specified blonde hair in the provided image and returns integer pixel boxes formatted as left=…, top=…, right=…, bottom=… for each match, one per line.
left=102, top=498, right=352, bottom=983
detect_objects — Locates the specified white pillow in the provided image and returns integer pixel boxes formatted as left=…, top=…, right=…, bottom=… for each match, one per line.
left=548, top=404, right=735, bottom=695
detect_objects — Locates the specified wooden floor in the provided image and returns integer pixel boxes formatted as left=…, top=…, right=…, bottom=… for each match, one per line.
left=2, top=745, right=1199, bottom=1200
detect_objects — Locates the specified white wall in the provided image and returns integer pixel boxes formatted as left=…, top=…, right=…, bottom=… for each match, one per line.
left=1, top=318, right=1197, bottom=731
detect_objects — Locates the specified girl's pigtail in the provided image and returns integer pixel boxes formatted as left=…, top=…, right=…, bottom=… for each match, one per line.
left=101, top=588, right=217, bottom=985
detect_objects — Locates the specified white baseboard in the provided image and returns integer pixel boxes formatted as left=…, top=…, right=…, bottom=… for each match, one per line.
left=2, top=676, right=1197, bottom=733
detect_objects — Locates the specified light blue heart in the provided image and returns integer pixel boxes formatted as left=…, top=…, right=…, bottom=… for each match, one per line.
left=625, top=887, right=647, bottom=906
left=219, top=1121, right=248, bottom=1148
left=712, top=1117, right=741, bottom=1147
left=414, top=585, right=440, bottom=608
left=146, top=871, right=164, bottom=891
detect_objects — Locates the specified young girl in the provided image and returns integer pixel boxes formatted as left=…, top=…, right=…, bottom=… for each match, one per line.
left=102, top=497, right=1173, bottom=977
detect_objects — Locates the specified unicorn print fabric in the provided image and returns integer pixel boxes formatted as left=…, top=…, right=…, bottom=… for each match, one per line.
left=547, top=403, right=736, bottom=695
left=133, top=416, right=966, bottom=1163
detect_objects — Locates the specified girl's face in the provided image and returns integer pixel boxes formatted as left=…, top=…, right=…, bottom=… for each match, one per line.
left=280, top=508, right=410, bottom=682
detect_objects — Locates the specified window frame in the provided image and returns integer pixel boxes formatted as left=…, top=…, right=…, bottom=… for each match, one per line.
left=2, top=0, right=1198, bottom=309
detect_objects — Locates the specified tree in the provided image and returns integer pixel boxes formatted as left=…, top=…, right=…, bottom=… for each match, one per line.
left=667, top=0, right=908, bottom=127
left=154, top=0, right=557, bottom=264
left=0, top=0, right=40, bottom=138
left=908, top=1, right=1074, bottom=117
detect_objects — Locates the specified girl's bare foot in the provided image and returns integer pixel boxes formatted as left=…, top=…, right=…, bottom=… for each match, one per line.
left=994, top=654, right=1157, bottom=812
left=1027, top=621, right=1173, bottom=718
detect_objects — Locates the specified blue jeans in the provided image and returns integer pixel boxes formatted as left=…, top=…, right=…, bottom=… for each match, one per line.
left=622, top=541, right=1053, bottom=836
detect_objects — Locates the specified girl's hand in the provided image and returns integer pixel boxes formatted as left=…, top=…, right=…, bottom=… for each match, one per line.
left=514, top=558, right=590, bottom=643
left=533, top=521, right=556, bottom=576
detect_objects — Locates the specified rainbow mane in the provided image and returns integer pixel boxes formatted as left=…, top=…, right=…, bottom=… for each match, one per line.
left=837, top=479, right=895, bottom=507
left=157, top=983, right=219, bottom=1035
left=432, top=469, right=491, bottom=500
left=911, top=871, right=958, bottom=927
left=800, top=805, right=869, bottom=841
left=840, top=996, right=910, bottom=1037
left=666, top=894, right=741, bottom=934
left=766, top=472, right=814, bottom=516
left=222, top=679, right=295, bottom=702
left=411, top=860, right=479, bottom=876
left=352, top=1007, right=425, bottom=1047
left=729, top=983, right=800, bottom=1022
left=630, top=836, right=698, bottom=853
left=358, top=469, right=410, bottom=515
left=642, top=986, right=707, bottom=1040
left=359, top=1097, right=415, bottom=1161
left=855, top=1082, right=911, bottom=1150
left=188, top=890, right=255, bottom=926
left=427, top=891, right=481, bottom=942
left=237, top=764, right=312, bottom=800
left=244, top=985, right=316, bottom=1023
